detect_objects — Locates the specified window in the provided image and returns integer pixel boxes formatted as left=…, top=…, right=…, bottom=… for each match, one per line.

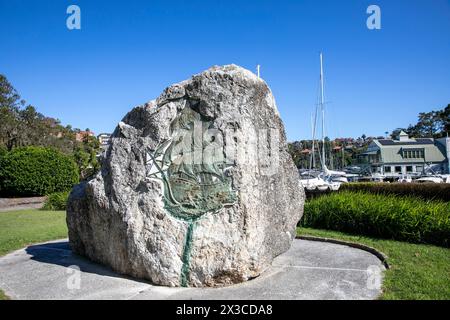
left=406, top=166, right=413, bottom=172
left=384, top=166, right=392, bottom=173
left=395, top=166, right=402, bottom=173
left=402, top=148, right=425, bottom=159
left=402, top=149, right=409, bottom=158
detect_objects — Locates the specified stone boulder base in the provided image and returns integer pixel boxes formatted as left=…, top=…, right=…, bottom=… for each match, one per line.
left=67, top=64, right=304, bottom=287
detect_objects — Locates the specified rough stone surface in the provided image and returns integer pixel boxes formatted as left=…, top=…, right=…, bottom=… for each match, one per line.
left=66, top=64, right=305, bottom=287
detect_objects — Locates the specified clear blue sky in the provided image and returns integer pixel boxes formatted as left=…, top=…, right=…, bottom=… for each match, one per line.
left=1, top=0, right=449, bottom=141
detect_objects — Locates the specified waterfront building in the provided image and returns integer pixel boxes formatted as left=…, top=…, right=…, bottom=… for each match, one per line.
left=361, top=131, right=449, bottom=177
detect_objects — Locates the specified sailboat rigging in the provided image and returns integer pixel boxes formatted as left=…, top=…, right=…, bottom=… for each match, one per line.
left=299, top=53, right=347, bottom=191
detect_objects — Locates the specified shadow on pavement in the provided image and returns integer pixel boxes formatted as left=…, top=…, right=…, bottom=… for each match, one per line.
left=25, top=241, right=151, bottom=285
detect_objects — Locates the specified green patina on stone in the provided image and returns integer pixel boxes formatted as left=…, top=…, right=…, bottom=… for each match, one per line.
left=146, top=106, right=237, bottom=286
left=180, top=221, right=195, bottom=287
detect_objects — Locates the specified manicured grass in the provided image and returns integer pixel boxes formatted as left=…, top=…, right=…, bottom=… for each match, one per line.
left=0, top=210, right=67, bottom=257
left=298, top=227, right=450, bottom=300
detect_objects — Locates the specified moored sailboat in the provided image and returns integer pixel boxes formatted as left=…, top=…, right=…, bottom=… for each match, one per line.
left=299, top=53, right=344, bottom=192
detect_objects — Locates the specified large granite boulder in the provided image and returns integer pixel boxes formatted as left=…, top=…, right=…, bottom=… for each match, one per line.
left=67, top=64, right=304, bottom=287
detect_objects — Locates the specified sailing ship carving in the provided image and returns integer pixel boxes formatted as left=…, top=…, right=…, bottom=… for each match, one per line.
left=146, top=107, right=237, bottom=221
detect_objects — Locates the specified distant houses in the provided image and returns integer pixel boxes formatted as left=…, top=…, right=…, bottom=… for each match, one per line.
left=361, top=131, right=449, bottom=177
left=97, top=133, right=111, bottom=153
left=74, top=131, right=111, bottom=157
left=75, top=130, right=94, bottom=142
left=300, top=148, right=312, bottom=155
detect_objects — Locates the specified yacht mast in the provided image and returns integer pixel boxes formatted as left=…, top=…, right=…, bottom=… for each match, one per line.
left=310, top=113, right=315, bottom=169
left=320, top=53, right=326, bottom=168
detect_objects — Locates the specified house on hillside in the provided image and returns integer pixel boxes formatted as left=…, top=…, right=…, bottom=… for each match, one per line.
left=97, top=133, right=111, bottom=151
left=75, top=130, right=94, bottom=142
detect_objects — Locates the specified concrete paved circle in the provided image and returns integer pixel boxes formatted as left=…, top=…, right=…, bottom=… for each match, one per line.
left=0, top=239, right=385, bottom=300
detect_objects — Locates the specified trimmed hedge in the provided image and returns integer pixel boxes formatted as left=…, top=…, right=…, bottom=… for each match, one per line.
left=42, top=191, right=70, bottom=211
left=301, top=191, right=450, bottom=247
left=341, top=182, right=450, bottom=202
left=0, top=147, right=79, bottom=196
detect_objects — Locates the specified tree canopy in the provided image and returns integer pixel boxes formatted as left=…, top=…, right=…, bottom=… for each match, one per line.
left=392, top=105, right=450, bottom=139
left=0, top=74, right=100, bottom=180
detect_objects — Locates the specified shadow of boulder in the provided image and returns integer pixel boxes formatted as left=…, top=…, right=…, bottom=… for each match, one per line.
left=25, top=241, right=150, bottom=285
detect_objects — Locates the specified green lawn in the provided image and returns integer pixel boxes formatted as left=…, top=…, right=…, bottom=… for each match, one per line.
left=298, top=227, right=450, bottom=300
left=0, top=210, right=67, bottom=257
left=0, top=209, right=67, bottom=300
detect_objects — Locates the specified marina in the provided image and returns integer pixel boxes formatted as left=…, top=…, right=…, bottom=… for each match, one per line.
left=297, top=55, right=450, bottom=194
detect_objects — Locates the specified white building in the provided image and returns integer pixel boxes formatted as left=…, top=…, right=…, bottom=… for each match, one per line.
left=97, top=133, right=111, bottom=152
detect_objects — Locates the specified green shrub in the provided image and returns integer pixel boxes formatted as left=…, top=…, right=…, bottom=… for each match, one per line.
left=0, top=147, right=79, bottom=196
left=301, top=191, right=450, bottom=247
left=0, top=145, right=7, bottom=158
left=341, top=182, right=450, bottom=202
left=42, top=191, right=70, bottom=211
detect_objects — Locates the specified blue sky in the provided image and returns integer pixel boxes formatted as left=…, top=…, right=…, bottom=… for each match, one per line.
left=1, top=0, right=449, bottom=141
